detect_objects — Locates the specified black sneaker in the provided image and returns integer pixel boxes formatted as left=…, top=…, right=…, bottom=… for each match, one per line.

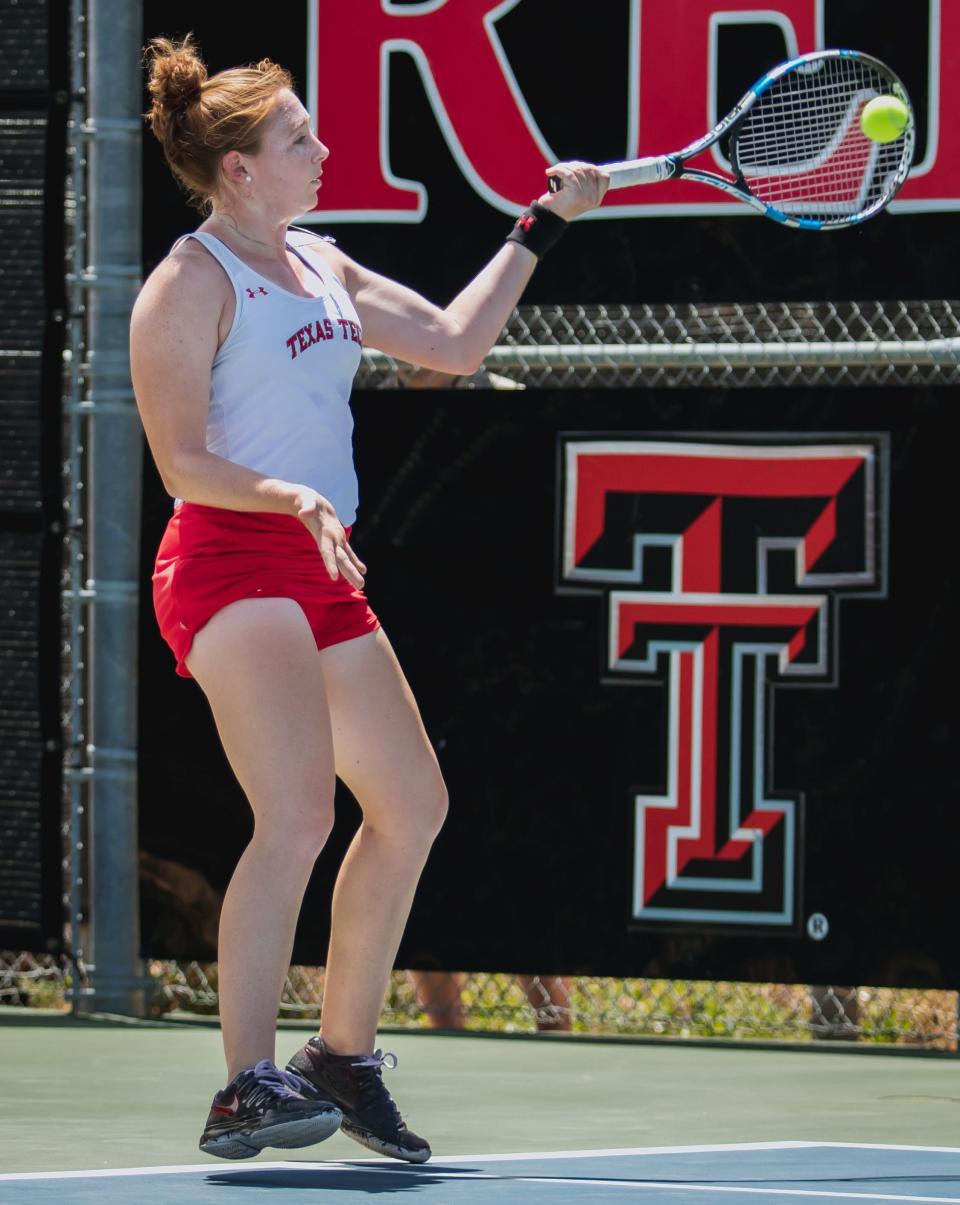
left=199, top=1057, right=343, bottom=1160
left=287, top=1037, right=431, bottom=1163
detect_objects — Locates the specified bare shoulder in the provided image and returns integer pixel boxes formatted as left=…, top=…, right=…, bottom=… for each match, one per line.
left=132, top=237, right=231, bottom=329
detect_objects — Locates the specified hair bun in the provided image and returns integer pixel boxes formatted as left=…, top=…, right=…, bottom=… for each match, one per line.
left=145, top=34, right=208, bottom=124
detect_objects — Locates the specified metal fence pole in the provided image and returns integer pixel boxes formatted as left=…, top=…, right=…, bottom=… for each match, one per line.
left=80, top=0, right=145, bottom=1015
left=62, top=0, right=92, bottom=1010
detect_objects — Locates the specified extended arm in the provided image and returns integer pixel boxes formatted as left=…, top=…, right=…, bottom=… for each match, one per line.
left=322, top=163, right=608, bottom=375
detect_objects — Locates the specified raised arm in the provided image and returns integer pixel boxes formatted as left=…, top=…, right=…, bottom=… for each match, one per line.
left=318, top=163, right=608, bottom=375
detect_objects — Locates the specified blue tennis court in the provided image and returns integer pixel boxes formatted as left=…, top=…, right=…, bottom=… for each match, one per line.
left=3, top=1144, right=959, bottom=1203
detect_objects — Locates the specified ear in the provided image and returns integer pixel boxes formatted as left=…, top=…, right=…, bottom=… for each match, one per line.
left=220, top=149, right=248, bottom=188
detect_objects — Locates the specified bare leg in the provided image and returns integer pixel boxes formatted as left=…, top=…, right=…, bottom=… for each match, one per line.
left=185, top=598, right=337, bottom=1081
left=407, top=970, right=468, bottom=1029
left=316, top=628, right=448, bottom=1054
left=517, top=974, right=574, bottom=1032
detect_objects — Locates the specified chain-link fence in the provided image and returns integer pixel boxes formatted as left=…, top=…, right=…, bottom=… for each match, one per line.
left=0, top=951, right=67, bottom=1011
left=358, top=301, right=960, bottom=391
left=3, top=952, right=955, bottom=1050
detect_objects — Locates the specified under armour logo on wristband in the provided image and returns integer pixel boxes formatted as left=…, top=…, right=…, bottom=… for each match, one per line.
left=506, top=202, right=568, bottom=260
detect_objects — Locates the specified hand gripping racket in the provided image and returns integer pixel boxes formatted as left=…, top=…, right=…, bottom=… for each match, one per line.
left=549, top=49, right=915, bottom=229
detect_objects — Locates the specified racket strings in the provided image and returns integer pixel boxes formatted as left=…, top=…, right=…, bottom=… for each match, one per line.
left=733, top=56, right=910, bottom=220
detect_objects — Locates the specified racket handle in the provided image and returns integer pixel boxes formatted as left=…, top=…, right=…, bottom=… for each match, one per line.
left=605, top=157, right=678, bottom=189
left=548, top=156, right=676, bottom=193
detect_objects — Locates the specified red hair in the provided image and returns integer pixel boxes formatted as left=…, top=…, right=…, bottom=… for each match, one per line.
left=144, top=34, right=293, bottom=211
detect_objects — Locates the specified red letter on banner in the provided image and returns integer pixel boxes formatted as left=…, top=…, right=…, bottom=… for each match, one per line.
left=309, top=0, right=552, bottom=220
left=895, top=0, right=960, bottom=210
left=307, top=0, right=958, bottom=220
left=603, top=0, right=823, bottom=213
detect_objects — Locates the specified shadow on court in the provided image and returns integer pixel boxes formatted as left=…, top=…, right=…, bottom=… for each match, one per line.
left=207, top=1165, right=454, bottom=1193
left=206, top=1161, right=960, bottom=1194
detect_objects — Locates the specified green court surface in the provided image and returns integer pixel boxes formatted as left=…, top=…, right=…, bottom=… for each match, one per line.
left=1, top=1006, right=956, bottom=1175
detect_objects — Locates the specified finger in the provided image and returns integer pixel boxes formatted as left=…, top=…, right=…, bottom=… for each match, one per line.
left=573, top=165, right=599, bottom=192
left=336, top=544, right=365, bottom=589
left=343, top=541, right=367, bottom=575
left=547, top=159, right=589, bottom=175
left=546, top=163, right=574, bottom=190
left=319, top=536, right=341, bottom=581
left=547, top=163, right=598, bottom=202
left=580, top=163, right=608, bottom=189
left=342, top=566, right=365, bottom=590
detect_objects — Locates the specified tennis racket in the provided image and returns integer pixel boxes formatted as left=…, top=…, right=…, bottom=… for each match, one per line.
left=549, top=49, right=914, bottom=229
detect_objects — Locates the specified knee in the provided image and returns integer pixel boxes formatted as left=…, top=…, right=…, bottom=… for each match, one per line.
left=371, top=773, right=448, bottom=846
left=255, top=801, right=335, bottom=864
left=419, top=774, right=449, bottom=843
left=301, top=810, right=336, bottom=860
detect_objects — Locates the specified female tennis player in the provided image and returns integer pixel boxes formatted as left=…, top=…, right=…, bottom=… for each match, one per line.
left=132, top=35, right=607, bottom=1163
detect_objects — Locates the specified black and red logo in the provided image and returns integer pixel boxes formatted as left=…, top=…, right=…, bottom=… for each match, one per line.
left=559, top=436, right=887, bottom=932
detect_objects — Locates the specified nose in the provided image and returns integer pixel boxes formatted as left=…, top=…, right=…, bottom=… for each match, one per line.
left=313, top=135, right=330, bottom=163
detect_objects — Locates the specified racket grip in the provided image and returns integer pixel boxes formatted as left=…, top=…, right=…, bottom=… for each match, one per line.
left=604, top=157, right=676, bottom=189
left=548, top=156, right=673, bottom=192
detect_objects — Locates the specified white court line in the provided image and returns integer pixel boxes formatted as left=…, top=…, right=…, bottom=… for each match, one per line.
left=0, top=1139, right=957, bottom=1183
left=422, top=1141, right=823, bottom=1161
left=429, top=1141, right=960, bottom=1161
left=814, top=1142, right=960, bottom=1155
left=517, top=1182, right=960, bottom=1203
left=0, top=1143, right=816, bottom=1180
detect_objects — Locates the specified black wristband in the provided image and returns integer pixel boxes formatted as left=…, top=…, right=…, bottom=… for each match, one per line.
left=506, top=200, right=568, bottom=260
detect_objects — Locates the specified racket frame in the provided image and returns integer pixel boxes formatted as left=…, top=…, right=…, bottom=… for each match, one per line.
left=554, top=49, right=915, bottom=230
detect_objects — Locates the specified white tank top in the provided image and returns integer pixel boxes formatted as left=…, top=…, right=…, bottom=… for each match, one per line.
left=174, top=229, right=363, bottom=525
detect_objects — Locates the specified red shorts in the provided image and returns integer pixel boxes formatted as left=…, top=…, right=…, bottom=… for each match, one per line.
left=152, top=502, right=380, bottom=679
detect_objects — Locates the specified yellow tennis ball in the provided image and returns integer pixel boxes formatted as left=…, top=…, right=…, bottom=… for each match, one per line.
left=860, top=95, right=910, bottom=143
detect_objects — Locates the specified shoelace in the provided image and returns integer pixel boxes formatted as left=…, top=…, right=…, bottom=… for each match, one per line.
left=347, top=1050, right=402, bottom=1122
left=242, top=1058, right=310, bottom=1106
left=349, top=1049, right=398, bottom=1073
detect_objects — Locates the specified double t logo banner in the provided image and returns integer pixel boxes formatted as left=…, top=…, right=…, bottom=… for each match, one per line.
left=559, top=437, right=886, bottom=932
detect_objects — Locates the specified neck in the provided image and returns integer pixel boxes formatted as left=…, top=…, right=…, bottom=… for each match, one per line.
left=209, top=210, right=289, bottom=254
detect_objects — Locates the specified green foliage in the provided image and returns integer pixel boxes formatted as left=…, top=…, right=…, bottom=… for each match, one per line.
left=4, top=957, right=955, bottom=1051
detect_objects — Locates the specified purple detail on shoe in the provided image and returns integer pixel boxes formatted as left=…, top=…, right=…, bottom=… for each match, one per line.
left=349, top=1050, right=398, bottom=1072
left=245, top=1058, right=311, bottom=1101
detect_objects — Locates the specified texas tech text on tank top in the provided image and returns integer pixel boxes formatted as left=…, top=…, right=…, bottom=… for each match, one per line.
left=174, top=229, right=363, bottom=525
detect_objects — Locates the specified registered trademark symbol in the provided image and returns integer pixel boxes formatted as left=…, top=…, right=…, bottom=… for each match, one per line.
left=806, top=912, right=829, bottom=941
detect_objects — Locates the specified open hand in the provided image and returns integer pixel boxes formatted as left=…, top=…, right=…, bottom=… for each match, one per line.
left=294, top=487, right=367, bottom=590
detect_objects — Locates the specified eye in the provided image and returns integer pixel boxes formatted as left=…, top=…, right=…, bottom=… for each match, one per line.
left=294, top=134, right=306, bottom=144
